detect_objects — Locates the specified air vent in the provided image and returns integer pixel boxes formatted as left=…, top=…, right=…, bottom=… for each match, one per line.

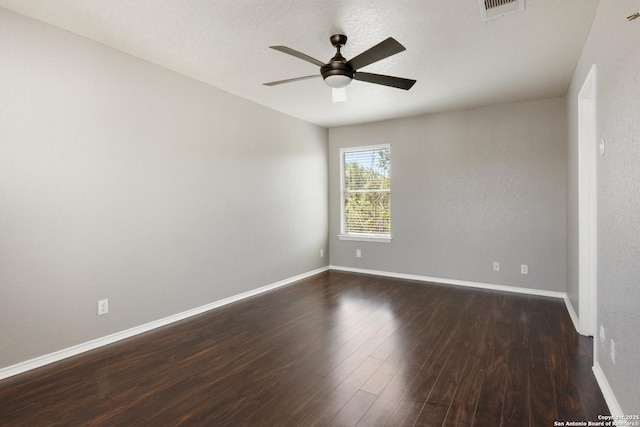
left=479, top=0, right=525, bottom=21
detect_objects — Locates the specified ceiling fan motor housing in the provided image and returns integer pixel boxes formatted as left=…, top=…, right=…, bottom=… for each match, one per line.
left=321, top=57, right=354, bottom=80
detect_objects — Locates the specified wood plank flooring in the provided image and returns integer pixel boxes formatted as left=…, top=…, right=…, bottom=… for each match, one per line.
left=0, top=271, right=609, bottom=426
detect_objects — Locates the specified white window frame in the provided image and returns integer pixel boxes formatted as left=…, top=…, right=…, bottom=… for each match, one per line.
left=338, top=144, right=392, bottom=243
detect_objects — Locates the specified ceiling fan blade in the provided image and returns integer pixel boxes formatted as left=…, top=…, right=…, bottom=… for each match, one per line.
left=346, top=37, right=406, bottom=70
left=354, top=72, right=416, bottom=90
left=269, top=46, right=326, bottom=67
left=263, top=75, right=320, bottom=86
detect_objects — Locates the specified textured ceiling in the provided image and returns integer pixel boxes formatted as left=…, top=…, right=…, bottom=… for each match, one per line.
left=0, top=0, right=599, bottom=127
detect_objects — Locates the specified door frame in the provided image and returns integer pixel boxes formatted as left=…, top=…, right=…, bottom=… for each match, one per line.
left=578, top=64, right=597, bottom=339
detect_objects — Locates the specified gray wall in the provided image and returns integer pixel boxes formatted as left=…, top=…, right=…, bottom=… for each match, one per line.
left=329, top=98, right=567, bottom=292
left=0, top=9, right=328, bottom=369
left=567, top=0, right=640, bottom=413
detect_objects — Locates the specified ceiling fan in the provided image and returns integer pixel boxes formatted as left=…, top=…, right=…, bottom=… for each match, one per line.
left=263, top=34, right=416, bottom=94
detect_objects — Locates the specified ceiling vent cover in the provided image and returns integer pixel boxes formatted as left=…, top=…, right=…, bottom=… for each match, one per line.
left=480, top=0, right=525, bottom=21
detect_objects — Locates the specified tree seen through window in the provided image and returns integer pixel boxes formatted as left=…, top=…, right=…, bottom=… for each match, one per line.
left=342, top=146, right=390, bottom=236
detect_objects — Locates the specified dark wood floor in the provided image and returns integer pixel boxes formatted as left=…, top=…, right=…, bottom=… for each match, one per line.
left=0, top=271, right=608, bottom=426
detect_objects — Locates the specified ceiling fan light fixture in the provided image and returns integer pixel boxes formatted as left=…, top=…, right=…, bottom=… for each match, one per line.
left=324, top=74, right=352, bottom=88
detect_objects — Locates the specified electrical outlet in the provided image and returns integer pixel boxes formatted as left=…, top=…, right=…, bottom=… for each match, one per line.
left=320, top=249, right=324, bottom=258
left=599, top=325, right=605, bottom=344
left=98, top=299, right=109, bottom=316
left=493, top=262, right=500, bottom=272
left=611, top=339, right=616, bottom=364
left=356, top=249, right=361, bottom=258
left=521, top=264, right=528, bottom=275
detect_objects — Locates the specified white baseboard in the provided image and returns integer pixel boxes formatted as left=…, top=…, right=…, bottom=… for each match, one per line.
left=563, top=294, right=584, bottom=335
left=564, top=294, right=624, bottom=417
left=593, top=361, right=623, bottom=416
left=0, top=266, right=329, bottom=381
left=330, top=265, right=567, bottom=299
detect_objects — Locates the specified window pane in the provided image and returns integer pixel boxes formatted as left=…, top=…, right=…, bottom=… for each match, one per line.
left=344, top=149, right=390, bottom=191
left=344, top=191, right=390, bottom=234
left=342, top=146, right=390, bottom=236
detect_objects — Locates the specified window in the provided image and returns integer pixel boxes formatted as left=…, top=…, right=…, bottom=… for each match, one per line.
left=339, top=144, right=391, bottom=242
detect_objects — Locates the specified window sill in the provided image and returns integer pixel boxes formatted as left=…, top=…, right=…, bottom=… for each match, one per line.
left=338, top=234, right=392, bottom=243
